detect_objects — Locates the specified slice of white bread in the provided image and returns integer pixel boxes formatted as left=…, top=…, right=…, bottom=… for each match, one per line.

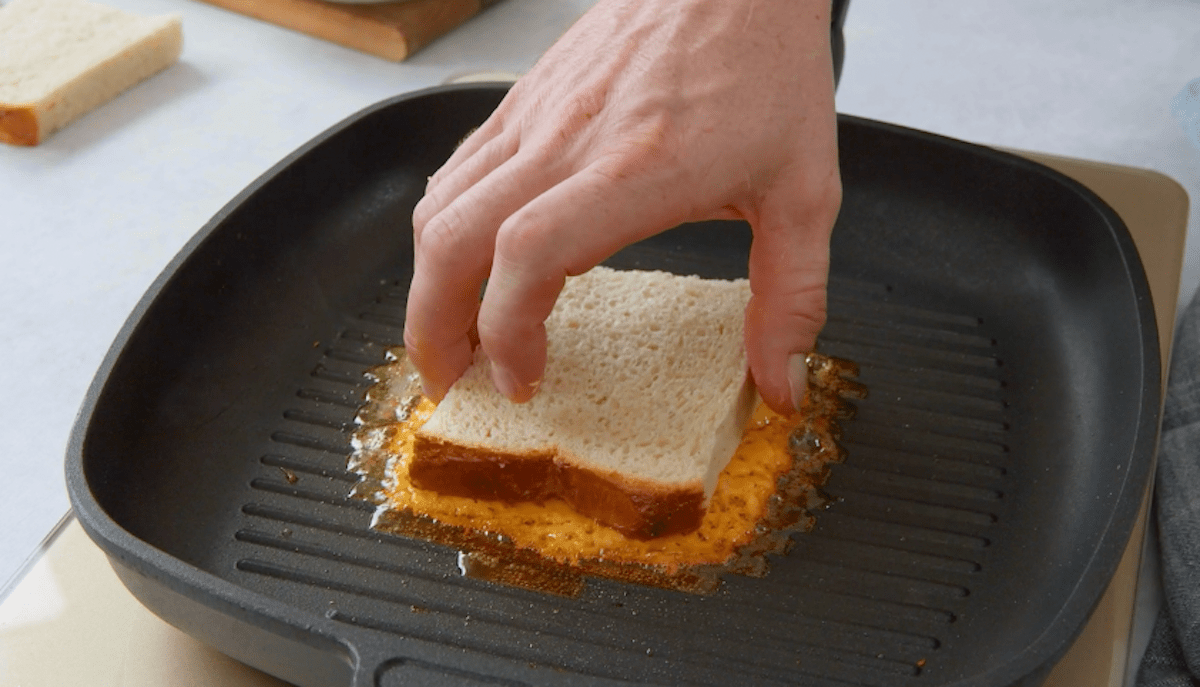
left=411, top=266, right=758, bottom=539
left=0, top=0, right=182, bottom=146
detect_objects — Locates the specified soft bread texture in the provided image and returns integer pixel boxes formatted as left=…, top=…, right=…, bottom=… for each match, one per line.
left=0, top=0, right=182, bottom=146
left=411, top=266, right=757, bottom=539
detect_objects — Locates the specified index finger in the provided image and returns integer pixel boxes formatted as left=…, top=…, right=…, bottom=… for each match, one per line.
left=404, top=160, right=558, bottom=397
left=477, top=160, right=695, bottom=402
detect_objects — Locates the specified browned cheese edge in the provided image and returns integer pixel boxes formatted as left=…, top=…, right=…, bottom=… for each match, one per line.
left=409, top=436, right=706, bottom=540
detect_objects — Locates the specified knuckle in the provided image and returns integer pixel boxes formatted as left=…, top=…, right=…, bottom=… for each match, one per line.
left=411, top=194, right=438, bottom=236
left=597, top=113, right=676, bottom=181
left=493, top=213, right=552, bottom=264
left=749, top=277, right=828, bottom=347
left=418, top=204, right=473, bottom=265
left=768, top=283, right=827, bottom=330
left=791, top=301, right=828, bottom=337
left=474, top=311, right=507, bottom=352
left=474, top=309, right=529, bottom=367
left=476, top=310, right=544, bottom=378
left=793, top=157, right=843, bottom=221
left=556, top=88, right=607, bottom=130
left=811, top=170, right=843, bottom=222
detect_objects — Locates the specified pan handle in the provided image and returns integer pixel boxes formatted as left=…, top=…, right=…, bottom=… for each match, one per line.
left=351, top=653, right=453, bottom=687
left=350, top=650, right=392, bottom=687
left=351, top=654, right=383, bottom=687
left=352, top=651, right=532, bottom=686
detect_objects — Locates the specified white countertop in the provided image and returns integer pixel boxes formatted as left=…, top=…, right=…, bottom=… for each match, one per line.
left=1, top=0, right=1197, bottom=654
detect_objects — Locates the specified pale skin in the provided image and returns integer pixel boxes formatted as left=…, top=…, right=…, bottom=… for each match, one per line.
left=405, top=0, right=841, bottom=416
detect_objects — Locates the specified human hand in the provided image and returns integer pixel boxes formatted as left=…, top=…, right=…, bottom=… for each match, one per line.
left=404, top=0, right=841, bottom=415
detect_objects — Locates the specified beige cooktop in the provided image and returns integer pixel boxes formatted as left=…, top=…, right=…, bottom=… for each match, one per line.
left=0, top=152, right=1187, bottom=687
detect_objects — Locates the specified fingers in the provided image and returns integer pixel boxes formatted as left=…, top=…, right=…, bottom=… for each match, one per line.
left=412, top=144, right=838, bottom=416
left=402, top=276, right=479, bottom=403
left=404, top=150, right=563, bottom=401
left=420, top=77, right=538, bottom=203
left=477, top=159, right=689, bottom=402
left=425, top=110, right=505, bottom=192
left=744, top=170, right=841, bottom=416
left=413, top=133, right=519, bottom=249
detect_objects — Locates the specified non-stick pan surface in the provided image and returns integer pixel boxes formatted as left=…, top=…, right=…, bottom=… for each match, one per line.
left=66, top=84, right=1159, bottom=687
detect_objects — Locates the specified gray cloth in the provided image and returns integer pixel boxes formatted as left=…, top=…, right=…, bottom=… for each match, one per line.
left=1138, top=286, right=1200, bottom=687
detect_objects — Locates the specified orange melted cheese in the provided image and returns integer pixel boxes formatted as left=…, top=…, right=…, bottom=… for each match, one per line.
left=381, top=399, right=803, bottom=573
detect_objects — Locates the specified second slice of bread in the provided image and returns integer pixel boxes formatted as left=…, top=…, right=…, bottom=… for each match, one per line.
left=411, top=266, right=757, bottom=539
left=0, top=0, right=182, bottom=146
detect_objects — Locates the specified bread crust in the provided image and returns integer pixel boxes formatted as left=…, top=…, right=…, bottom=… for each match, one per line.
left=0, top=106, right=39, bottom=146
left=410, top=436, right=706, bottom=540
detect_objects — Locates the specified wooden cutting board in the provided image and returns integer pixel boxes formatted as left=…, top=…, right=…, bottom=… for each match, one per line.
left=195, top=0, right=504, bottom=61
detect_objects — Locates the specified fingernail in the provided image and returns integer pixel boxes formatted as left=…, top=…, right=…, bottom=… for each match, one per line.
left=491, top=363, right=522, bottom=402
left=492, top=363, right=542, bottom=403
left=787, top=353, right=809, bottom=413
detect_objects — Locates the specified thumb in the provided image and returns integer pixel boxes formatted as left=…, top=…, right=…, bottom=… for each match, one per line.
left=743, top=174, right=840, bottom=415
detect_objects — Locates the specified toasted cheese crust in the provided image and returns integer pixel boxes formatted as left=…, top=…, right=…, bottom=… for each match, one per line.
left=410, top=437, right=708, bottom=539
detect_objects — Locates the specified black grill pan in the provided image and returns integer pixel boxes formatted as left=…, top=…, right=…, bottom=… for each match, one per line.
left=65, top=84, right=1160, bottom=687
